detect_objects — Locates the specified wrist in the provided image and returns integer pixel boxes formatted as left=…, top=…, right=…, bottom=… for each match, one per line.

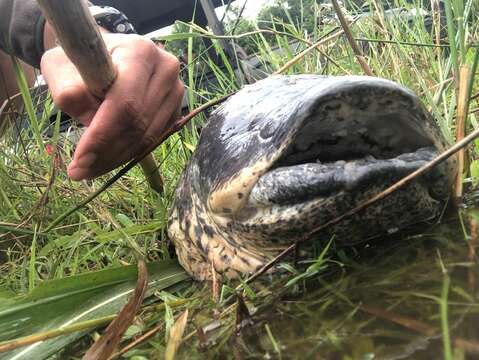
left=88, top=6, right=137, bottom=35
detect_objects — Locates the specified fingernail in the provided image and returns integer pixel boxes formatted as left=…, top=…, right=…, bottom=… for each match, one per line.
left=68, top=152, right=97, bottom=180
left=78, top=152, right=97, bottom=167
left=68, top=166, right=88, bottom=181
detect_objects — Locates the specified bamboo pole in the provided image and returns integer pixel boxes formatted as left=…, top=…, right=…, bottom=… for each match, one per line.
left=37, top=0, right=164, bottom=193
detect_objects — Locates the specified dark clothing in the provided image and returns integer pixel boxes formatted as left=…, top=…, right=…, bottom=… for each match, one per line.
left=0, top=0, right=46, bottom=68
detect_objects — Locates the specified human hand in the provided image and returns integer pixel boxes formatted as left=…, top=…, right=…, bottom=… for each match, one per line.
left=40, top=33, right=184, bottom=180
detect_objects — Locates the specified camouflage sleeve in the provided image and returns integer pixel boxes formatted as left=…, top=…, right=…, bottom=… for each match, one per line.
left=0, top=0, right=46, bottom=68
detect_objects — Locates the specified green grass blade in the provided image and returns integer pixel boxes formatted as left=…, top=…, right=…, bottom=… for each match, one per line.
left=10, top=57, right=42, bottom=147
left=27, top=226, right=38, bottom=292
left=0, top=260, right=189, bottom=360
left=440, top=273, right=452, bottom=360
left=443, top=0, right=459, bottom=78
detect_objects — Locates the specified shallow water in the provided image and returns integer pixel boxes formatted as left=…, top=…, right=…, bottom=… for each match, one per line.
left=179, top=212, right=479, bottom=359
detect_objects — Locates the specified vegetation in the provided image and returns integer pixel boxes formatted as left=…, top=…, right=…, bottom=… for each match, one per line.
left=0, top=0, right=478, bottom=358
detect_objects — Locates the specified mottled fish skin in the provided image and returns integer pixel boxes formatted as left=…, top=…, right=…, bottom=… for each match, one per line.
left=168, top=75, right=456, bottom=281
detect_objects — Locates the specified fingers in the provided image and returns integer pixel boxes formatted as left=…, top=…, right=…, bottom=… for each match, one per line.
left=142, top=46, right=181, bottom=111
left=142, top=51, right=184, bottom=145
left=142, top=80, right=185, bottom=153
left=65, top=35, right=183, bottom=180
left=67, top=80, right=183, bottom=180
left=41, top=47, right=100, bottom=126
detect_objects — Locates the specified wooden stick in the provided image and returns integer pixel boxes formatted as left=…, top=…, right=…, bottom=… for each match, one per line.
left=36, top=0, right=164, bottom=193
left=36, top=0, right=114, bottom=97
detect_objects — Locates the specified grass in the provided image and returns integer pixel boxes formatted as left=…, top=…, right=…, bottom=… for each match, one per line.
left=0, top=0, right=478, bottom=358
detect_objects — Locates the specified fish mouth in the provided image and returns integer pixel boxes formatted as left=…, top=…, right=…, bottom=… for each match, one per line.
left=247, top=82, right=448, bottom=208
left=249, top=147, right=442, bottom=206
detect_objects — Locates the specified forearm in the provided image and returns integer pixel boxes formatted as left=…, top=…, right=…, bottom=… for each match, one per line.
left=0, top=0, right=50, bottom=115
left=0, top=49, right=36, bottom=130
left=0, top=0, right=46, bottom=68
left=0, top=0, right=54, bottom=113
